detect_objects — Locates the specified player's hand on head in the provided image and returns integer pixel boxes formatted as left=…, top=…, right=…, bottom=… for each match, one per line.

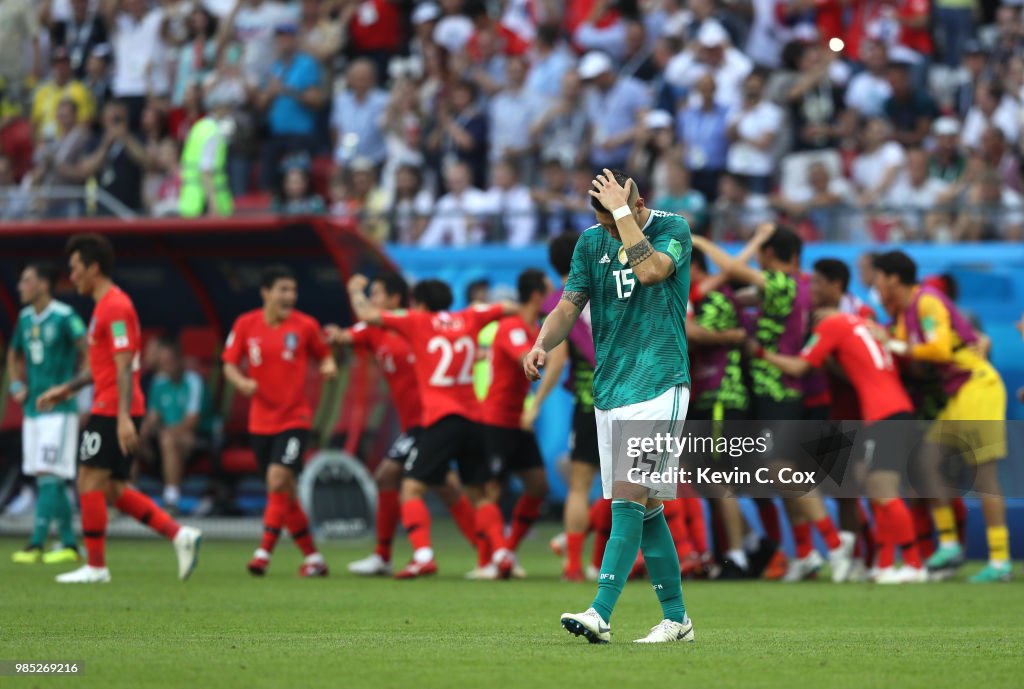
left=523, top=347, right=545, bottom=381
left=117, top=414, right=139, bottom=457
left=588, top=168, right=633, bottom=213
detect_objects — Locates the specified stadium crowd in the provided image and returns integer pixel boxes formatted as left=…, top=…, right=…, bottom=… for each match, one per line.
left=0, top=0, right=1022, bottom=243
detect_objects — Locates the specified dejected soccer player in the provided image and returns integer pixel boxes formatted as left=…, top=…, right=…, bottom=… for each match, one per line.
left=8, top=262, right=87, bottom=565
left=223, top=266, right=337, bottom=577
left=525, top=169, right=694, bottom=644
left=38, top=234, right=201, bottom=584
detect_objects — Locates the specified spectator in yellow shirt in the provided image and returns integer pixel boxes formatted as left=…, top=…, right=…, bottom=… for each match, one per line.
left=31, top=47, right=95, bottom=141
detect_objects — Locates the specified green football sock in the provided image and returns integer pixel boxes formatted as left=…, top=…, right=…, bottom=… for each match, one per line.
left=52, top=480, right=77, bottom=548
left=30, top=476, right=62, bottom=548
left=591, top=499, right=645, bottom=622
left=641, top=504, right=686, bottom=623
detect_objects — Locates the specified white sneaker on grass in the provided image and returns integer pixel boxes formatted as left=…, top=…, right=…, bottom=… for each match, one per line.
left=560, top=607, right=611, bottom=644
left=783, top=550, right=825, bottom=582
left=173, top=526, right=202, bottom=581
left=56, top=565, right=111, bottom=584
left=829, top=531, right=857, bottom=582
left=634, top=616, right=695, bottom=643
left=348, top=553, right=393, bottom=576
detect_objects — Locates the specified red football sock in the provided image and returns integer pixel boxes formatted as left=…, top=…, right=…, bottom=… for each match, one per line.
left=286, top=498, right=317, bottom=557
left=80, top=490, right=107, bottom=568
left=793, top=522, right=813, bottom=558
left=115, top=487, right=180, bottom=540
left=910, top=500, right=936, bottom=559
left=566, top=531, right=585, bottom=573
left=951, top=497, right=968, bottom=545
left=374, top=489, right=400, bottom=561
left=260, top=491, right=291, bottom=554
left=447, top=495, right=479, bottom=548
left=508, top=494, right=543, bottom=551
left=589, top=499, right=612, bottom=569
left=757, top=500, right=781, bottom=544
left=873, top=500, right=896, bottom=569
left=682, top=498, right=708, bottom=553
left=663, top=499, right=694, bottom=560
left=476, top=503, right=508, bottom=555
left=401, top=498, right=432, bottom=552
left=882, top=499, right=922, bottom=569
left=813, top=516, right=841, bottom=551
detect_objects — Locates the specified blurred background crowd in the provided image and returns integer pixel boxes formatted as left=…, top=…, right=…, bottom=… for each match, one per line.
left=0, top=0, right=1022, bottom=243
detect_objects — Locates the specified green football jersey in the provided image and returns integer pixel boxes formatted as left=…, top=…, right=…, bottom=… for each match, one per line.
left=564, top=209, right=692, bottom=410
left=11, top=300, right=86, bottom=417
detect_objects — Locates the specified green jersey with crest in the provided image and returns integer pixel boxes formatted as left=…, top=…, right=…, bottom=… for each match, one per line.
left=563, top=209, right=692, bottom=410
left=11, top=300, right=86, bottom=417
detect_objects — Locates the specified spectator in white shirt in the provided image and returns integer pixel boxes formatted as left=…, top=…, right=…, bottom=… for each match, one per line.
left=487, top=55, right=543, bottom=167
left=726, top=69, right=784, bottom=193
left=386, top=163, right=434, bottom=244
left=418, top=161, right=490, bottom=247
left=331, top=59, right=390, bottom=168
left=104, top=0, right=167, bottom=130
left=954, top=167, right=1024, bottom=241
left=216, top=0, right=298, bottom=84
left=845, top=39, right=892, bottom=118
left=664, top=20, right=753, bottom=109
left=573, top=0, right=628, bottom=60
left=886, top=148, right=955, bottom=240
left=482, top=158, right=537, bottom=246
left=961, top=81, right=1021, bottom=151
left=851, top=117, right=906, bottom=208
left=712, top=172, right=774, bottom=239
left=772, top=161, right=854, bottom=240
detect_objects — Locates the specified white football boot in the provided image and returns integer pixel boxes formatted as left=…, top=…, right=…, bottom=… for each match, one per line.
left=782, top=549, right=825, bottom=582
left=173, top=526, right=202, bottom=581
left=829, top=531, right=857, bottom=583
left=56, top=565, right=111, bottom=584
left=561, top=607, right=611, bottom=644
left=634, top=616, right=695, bottom=644
left=348, top=553, right=393, bottom=576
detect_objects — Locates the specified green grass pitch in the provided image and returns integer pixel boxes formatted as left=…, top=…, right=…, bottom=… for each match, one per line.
left=3, top=525, right=1023, bottom=689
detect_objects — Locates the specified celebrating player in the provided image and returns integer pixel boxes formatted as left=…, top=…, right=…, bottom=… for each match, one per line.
left=478, top=268, right=552, bottom=578
left=871, top=251, right=1012, bottom=583
left=750, top=258, right=926, bottom=583
left=9, top=263, right=86, bottom=565
left=223, top=266, right=337, bottom=577
left=525, top=169, right=694, bottom=644
left=347, top=275, right=515, bottom=578
left=326, top=274, right=480, bottom=576
left=37, top=234, right=201, bottom=584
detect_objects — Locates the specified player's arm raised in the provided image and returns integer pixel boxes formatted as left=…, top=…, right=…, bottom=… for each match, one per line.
left=347, top=274, right=382, bottom=325
left=589, top=169, right=674, bottom=286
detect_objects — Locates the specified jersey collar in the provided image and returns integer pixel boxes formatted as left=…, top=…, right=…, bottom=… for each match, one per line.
left=30, top=301, right=56, bottom=324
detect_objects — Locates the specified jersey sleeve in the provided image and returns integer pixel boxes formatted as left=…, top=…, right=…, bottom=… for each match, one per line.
left=378, top=310, right=420, bottom=339
left=222, top=317, right=245, bottom=365
left=347, top=322, right=375, bottom=350
left=468, top=303, right=506, bottom=332
left=305, top=317, right=330, bottom=360
left=910, top=294, right=954, bottom=363
left=65, top=312, right=87, bottom=341
left=650, top=216, right=692, bottom=275
left=106, top=302, right=137, bottom=354
left=563, top=236, right=591, bottom=302
left=800, top=319, right=840, bottom=368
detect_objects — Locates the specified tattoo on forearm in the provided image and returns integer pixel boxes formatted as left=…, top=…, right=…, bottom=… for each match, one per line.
left=561, top=290, right=589, bottom=311
left=116, top=364, right=133, bottom=416
left=66, top=370, right=93, bottom=393
left=626, top=239, right=655, bottom=267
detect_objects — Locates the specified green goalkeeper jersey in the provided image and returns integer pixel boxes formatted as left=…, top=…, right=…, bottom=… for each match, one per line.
left=10, top=300, right=86, bottom=417
left=563, top=209, right=692, bottom=410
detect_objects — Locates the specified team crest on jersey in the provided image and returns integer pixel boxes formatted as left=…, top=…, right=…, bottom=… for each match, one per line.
left=283, top=332, right=298, bottom=360
left=617, top=246, right=628, bottom=265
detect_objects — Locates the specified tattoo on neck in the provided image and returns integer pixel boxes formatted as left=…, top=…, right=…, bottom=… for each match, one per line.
left=561, top=290, right=589, bottom=311
left=626, top=239, right=655, bottom=267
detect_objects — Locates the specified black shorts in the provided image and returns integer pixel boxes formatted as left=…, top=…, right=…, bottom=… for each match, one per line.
left=385, top=427, right=421, bottom=466
left=250, top=429, right=309, bottom=476
left=484, top=424, right=544, bottom=478
left=859, top=412, right=919, bottom=474
left=405, top=415, right=489, bottom=487
left=569, top=407, right=599, bottom=466
left=78, top=415, right=142, bottom=481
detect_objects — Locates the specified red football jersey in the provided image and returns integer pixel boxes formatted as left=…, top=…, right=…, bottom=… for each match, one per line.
left=379, top=304, right=505, bottom=428
left=482, top=314, right=538, bottom=429
left=800, top=312, right=912, bottom=422
left=222, top=309, right=330, bottom=435
left=88, top=286, right=145, bottom=417
left=349, top=322, right=422, bottom=432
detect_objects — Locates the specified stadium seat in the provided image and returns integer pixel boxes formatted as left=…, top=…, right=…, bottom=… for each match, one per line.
left=179, top=326, right=221, bottom=363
